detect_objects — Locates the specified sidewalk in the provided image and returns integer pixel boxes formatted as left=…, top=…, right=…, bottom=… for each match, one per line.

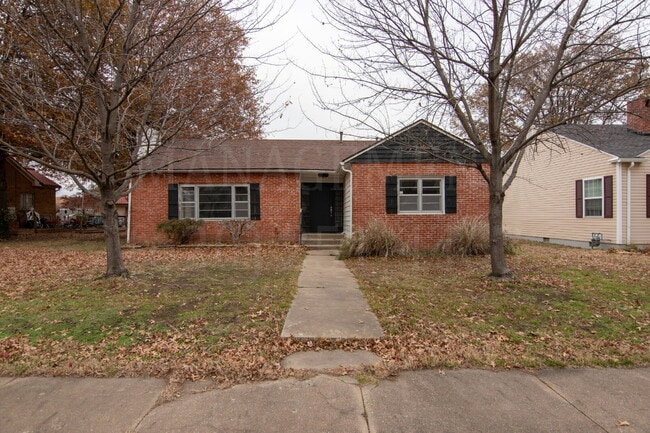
left=1, top=368, right=649, bottom=432
left=281, top=249, right=383, bottom=339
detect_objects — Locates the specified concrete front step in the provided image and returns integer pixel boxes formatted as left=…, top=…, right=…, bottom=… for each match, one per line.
left=301, top=233, right=345, bottom=250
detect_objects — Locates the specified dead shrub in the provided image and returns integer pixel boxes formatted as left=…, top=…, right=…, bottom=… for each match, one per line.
left=340, top=219, right=407, bottom=258
left=436, top=216, right=515, bottom=256
left=218, top=219, right=256, bottom=244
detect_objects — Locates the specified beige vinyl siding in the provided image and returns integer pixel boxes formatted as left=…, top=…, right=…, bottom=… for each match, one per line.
left=629, top=164, right=650, bottom=244
left=504, top=135, right=618, bottom=244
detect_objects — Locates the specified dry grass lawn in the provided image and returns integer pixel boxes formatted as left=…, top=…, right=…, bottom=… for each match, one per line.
left=1, top=236, right=648, bottom=386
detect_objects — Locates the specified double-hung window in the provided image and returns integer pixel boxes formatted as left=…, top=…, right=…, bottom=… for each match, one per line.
left=583, top=177, right=603, bottom=217
left=398, top=178, right=443, bottom=213
left=180, top=185, right=250, bottom=219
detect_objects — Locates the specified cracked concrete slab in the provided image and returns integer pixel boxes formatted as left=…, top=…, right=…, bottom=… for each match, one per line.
left=2, top=369, right=648, bottom=433
left=136, top=375, right=368, bottom=433
left=537, top=368, right=650, bottom=433
left=362, top=369, right=606, bottom=433
left=0, top=377, right=165, bottom=433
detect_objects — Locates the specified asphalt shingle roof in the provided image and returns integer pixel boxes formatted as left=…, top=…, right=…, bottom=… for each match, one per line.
left=553, top=124, right=650, bottom=158
left=144, top=138, right=374, bottom=172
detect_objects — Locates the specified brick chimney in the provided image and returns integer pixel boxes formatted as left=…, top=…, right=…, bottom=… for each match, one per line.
left=627, top=96, right=650, bottom=134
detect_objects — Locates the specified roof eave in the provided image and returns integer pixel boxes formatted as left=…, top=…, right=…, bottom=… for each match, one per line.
left=608, top=157, right=646, bottom=163
left=148, top=167, right=340, bottom=174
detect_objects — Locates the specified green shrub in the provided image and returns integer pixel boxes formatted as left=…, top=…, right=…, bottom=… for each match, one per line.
left=339, top=219, right=407, bottom=258
left=435, top=216, right=514, bottom=256
left=156, top=218, right=203, bottom=245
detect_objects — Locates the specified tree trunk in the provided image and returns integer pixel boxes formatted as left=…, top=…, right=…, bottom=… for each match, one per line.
left=102, top=197, right=128, bottom=278
left=0, top=149, right=10, bottom=239
left=488, top=168, right=511, bottom=278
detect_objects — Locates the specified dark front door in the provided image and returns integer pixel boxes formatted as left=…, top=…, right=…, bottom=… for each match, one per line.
left=301, top=183, right=343, bottom=233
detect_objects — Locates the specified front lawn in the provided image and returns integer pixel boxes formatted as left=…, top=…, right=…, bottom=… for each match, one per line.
left=347, top=242, right=649, bottom=370
left=1, top=238, right=648, bottom=385
left=0, top=240, right=304, bottom=383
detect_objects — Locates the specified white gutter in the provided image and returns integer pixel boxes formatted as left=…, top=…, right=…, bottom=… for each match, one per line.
left=610, top=157, right=644, bottom=245
left=627, top=162, right=635, bottom=244
left=615, top=162, right=623, bottom=244
left=339, top=162, right=353, bottom=238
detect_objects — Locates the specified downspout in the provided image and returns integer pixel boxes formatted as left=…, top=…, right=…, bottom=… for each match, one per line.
left=616, top=162, right=623, bottom=244
left=126, top=180, right=132, bottom=244
left=627, top=162, right=635, bottom=244
left=340, top=162, right=353, bottom=238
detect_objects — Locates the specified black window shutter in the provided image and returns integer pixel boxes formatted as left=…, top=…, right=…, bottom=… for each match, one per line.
left=250, top=183, right=261, bottom=220
left=386, top=176, right=398, bottom=214
left=444, top=176, right=457, bottom=214
left=646, top=175, right=650, bottom=218
left=168, top=184, right=179, bottom=219
left=603, top=175, right=613, bottom=218
left=575, top=180, right=583, bottom=218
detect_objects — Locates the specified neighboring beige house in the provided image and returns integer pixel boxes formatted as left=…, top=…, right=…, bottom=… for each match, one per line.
left=504, top=97, right=650, bottom=248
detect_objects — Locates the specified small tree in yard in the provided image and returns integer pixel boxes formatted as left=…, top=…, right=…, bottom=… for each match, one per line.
left=319, top=0, right=649, bottom=278
left=0, top=0, right=268, bottom=277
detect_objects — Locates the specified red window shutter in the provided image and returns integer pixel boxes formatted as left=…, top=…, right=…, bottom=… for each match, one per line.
left=603, top=175, right=613, bottom=218
left=575, top=180, right=583, bottom=218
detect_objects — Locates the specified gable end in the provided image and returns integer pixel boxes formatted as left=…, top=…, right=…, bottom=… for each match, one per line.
left=347, top=120, right=484, bottom=165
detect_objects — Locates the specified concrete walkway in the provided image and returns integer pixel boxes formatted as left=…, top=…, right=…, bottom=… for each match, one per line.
left=2, top=368, right=649, bottom=432
left=281, top=250, right=383, bottom=339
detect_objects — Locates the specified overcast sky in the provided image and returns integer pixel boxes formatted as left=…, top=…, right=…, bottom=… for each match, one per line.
left=248, top=0, right=362, bottom=140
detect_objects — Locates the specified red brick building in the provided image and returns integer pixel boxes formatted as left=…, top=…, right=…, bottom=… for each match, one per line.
left=3, top=157, right=60, bottom=227
left=129, top=120, right=489, bottom=249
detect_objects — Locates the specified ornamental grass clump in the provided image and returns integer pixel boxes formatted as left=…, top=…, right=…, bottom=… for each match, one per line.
left=340, top=219, right=407, bottom=258
left=156, top=218, right=203, bottom=245
left=436, top=216, right=514, bottom=256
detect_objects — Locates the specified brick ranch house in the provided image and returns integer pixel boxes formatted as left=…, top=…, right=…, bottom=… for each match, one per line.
left=128, top=120, right=489, bottom=249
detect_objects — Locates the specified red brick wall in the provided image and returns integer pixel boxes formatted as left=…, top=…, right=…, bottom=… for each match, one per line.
left=627, top=97, right=650, bottom=134
left=129, top=172, right=301, bottom=245
left=350, top=162, right=489, bottom=250
left=5, top=162, right=57, bottom=220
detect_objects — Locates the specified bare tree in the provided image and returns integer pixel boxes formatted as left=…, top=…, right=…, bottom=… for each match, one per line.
left=0, top=0, right=270, bottom=277
left=318, top=0, right=649, bottom=277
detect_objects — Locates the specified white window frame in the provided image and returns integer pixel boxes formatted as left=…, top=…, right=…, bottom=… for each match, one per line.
left=397, top=177, right=444, bottom=214
left=583, top=177, right=604, bottom=218
left=180, top=184, right=250, bottom=220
